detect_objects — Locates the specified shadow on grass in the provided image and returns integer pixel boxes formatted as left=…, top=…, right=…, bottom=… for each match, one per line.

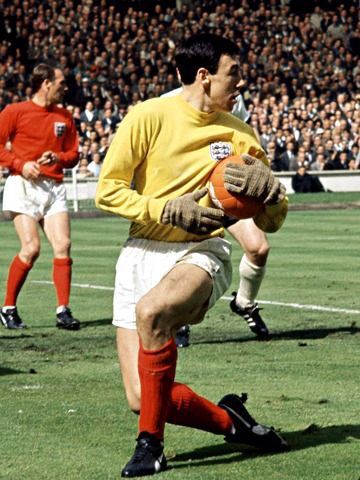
left=79, top=318, right=113, bottom=328
left=0, top=366, right=25, bottom=376
left=0, top=333, right=33, bottom=338
left=192, top=325, right=359, bottom=345
left=170, top=424, right=360, bottom=469
left=0, top=318, right=113, bottom=329
left=270, top=325, right=359, bottom=340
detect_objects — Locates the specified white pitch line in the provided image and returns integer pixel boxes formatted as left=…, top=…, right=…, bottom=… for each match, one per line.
left=31, top=280, right=114, bottom=291
left=31, top=280, right=360, bottom=315
left=222, top=296, right=360, bottom=315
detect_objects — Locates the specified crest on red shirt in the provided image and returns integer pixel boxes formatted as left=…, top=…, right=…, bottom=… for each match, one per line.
left=54, top=122, right=66, bottom=137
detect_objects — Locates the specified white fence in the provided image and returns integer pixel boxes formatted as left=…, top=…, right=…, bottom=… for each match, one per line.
left=66, top=171, right=98, bottom=211
left=275, top=170, right=360, bottom=195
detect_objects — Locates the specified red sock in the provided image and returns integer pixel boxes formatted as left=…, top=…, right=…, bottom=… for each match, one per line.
left=138, top=338, right=177, bottom=440
left=4, top=255, right=33, bottom=306
left=53, top=257, right=72, bottom=306
left=167, top=382, right=233, bottom=435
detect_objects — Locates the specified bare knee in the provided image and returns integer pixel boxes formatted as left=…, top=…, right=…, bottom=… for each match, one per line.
left=20, top=240, right=40, bottom=264
left=245, top=240, right=270, bottom=265
left=116, top=327, right=141, bottom=414
left=53, top=238, right=71, bottom=257
left=136, top=298, right=171, bottom=341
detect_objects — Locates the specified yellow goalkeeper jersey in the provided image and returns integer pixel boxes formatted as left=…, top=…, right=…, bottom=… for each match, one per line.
left=96, top=95, right=287, bottom=242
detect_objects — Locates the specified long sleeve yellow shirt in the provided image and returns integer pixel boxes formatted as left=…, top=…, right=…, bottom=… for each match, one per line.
left=95, top=95, right=287, bottom=242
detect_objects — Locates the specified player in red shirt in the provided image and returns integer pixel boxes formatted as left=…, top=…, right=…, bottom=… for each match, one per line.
left=0, top=63, right=80, bottom=330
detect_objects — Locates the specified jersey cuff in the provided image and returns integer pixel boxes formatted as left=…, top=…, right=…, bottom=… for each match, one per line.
left=148, top=197, right=169, bottom=223
left=253, top=197, right=288, bottom=233
left=12, top=158, right=23, bottom=174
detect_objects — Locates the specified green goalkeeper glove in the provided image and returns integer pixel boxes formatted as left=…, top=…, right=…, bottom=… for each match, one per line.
left=161, top=188, right=224, bottom=234
left=224, top=154, right=286, bottom=205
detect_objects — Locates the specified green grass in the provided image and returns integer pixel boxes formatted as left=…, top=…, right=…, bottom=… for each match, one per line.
left=0, top=211, right=359, bottom=480
left=288, top=191, right=360, bottom=205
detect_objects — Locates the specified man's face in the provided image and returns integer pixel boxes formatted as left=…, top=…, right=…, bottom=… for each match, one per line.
left=48, top=68, right=66, bottom=104
left=207, top=54, right=241, bottom=112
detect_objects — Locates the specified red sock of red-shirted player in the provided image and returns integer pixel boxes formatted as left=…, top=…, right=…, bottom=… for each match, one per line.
left=53, top=257, right=72, bottom=306
left=4, top=255, right=33, bottom=307
left=167, top=382, right=233, bottom=434
left=138, top=338, right=177, bottom=440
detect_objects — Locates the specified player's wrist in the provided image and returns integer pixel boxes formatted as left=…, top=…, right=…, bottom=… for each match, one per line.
left=263, top=180, right=287, bottom=206
left=13, top=158, right=24, bottom=174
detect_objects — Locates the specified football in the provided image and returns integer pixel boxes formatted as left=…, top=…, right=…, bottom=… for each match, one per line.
left=209, top=155, right=264, bottom=219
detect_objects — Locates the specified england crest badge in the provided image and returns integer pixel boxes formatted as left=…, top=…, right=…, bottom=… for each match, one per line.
left=54, top=122, right=66, bottom=137
left=209, top=142, right=232, bottom=162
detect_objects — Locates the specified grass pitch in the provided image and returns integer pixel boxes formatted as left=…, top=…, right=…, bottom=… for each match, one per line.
left=0, top=208, right=359, bottom=480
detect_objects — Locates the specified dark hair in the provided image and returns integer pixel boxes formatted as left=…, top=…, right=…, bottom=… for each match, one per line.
left=175, top=34, right=239, bottom=85
left=31, top=63, right=56, bottom=94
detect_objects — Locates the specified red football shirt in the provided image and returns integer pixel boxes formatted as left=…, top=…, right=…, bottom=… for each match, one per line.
left=0, top=100, right=79, bottom=181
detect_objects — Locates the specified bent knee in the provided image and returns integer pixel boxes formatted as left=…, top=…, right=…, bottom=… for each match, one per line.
left=20, top=241, right=40, bottom=264
left=246, top=241, right=270, bottom=263
left=136, top=298, right=165, bottom=334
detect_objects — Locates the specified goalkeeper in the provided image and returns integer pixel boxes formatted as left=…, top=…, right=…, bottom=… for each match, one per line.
left=96, top=33, right=288, bottom=478
left=163, top=86, right=284, bottom=347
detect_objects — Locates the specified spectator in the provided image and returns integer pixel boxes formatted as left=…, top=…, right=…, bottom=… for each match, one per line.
left=101, top=108, right=118, bottom=133
left=292, top=164, right=325, bottom=193
left=0, top=0, right=358, bottom=174
left=98, top=136, right=109, bottom=160
left=76, top=157, right=92, bottom=179
left=310, top=153, right=328, bottom=172
left=350, top=144, right=360, bottom=167
left=80, top=101, right=99, bottom=125
left=79, top=77, right=93, bottom=104
left=330, top=150, right=351, bottom=170
left=87, top=152, right=102, bottom=177
left=348, top=158, right=358, bottom=171
left=280, top=141, right=297, bottom=171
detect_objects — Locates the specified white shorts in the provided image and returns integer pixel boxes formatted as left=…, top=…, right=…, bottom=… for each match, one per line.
left=2, top=175, right=68, bottom=221
left=113, top=237, right=232, bottom=329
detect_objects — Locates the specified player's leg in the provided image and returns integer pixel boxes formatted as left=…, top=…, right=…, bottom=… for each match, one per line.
left=117, top=323, right=288, bottom=454
left=227, top=218, right=270, bottom=338
left=175, top=217, right=270, bottom=345
left=135, top=262, right=213, bottom=437
left=42, top=211, right=80, bottom=330
left=117, top=325, right=264, bottom=437
left=117, top=326, right=233, bottom=435
left=116, top=327, right=141, bottom=413
left=118, top=238, right=286, bottom=476
left=1, top=213, right=40, bottom=329
left=122, top=263, right=214, bottom=477
left=121, top=262, right=287, bottom=477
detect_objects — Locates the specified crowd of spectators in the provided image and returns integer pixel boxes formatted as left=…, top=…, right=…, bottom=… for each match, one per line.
left=0, top=0, right=359, bottom=179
